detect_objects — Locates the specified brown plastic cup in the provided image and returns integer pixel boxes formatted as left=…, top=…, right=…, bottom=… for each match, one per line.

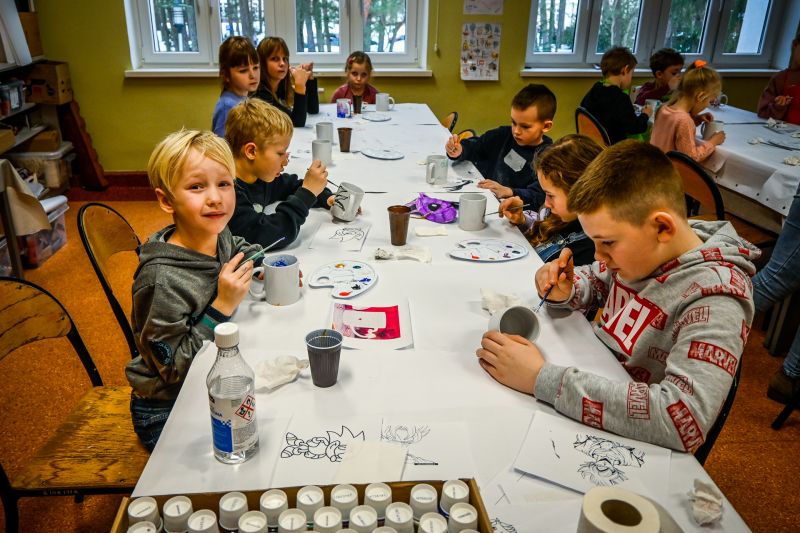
left=388, top=205, right=412, bottom=246
left=337, top=127, right=353, bottom=152
left=352, top=94, right=363, bottom=114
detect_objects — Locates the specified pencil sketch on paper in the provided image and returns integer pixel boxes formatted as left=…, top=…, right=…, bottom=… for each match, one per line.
left=280, top=425, right=366, bottom=462
left=490, top=517, right=518, bottom=533
left=573, top=434, right=645, bottom=486
left=380, top=424, right=438, bottom=466
left=329, top=227, right=366, bottom=243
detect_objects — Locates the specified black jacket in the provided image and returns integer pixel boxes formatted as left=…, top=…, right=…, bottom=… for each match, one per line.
left=580, top=82, right=649, bottom=144
left=254, top=78, right=319, bottom=127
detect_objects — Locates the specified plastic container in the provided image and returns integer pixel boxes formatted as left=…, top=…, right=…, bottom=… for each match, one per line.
left=6, top=80, right=25, bottom=111
left=18, top=196, right=69, bottom=268
left=7, top=141, right=74, bottom=190
left=0, top=238, right=11, bottom=276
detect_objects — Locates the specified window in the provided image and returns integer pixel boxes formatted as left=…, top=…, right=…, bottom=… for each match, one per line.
left=125, top=0, right=423, bottom=71
left=526, top=0, right=784, bottom=69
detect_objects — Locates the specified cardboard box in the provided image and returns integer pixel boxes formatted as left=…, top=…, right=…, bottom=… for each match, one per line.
left=27, top=61, right=72, bottom=105
left=18, top=13, right=43, bottom=57
left=13, top=128, right=61, bottom=152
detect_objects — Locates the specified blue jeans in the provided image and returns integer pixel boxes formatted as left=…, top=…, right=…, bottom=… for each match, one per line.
left=130, top=395, right=176, bottom=452
left=753, top=183, right=800, bottom=378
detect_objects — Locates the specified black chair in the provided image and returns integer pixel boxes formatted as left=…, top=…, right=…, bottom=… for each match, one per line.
left=694, top=362, right=742, bottom=465
left=77, top=202, right=141, bottom=359
left=772, top=390, right=800, bottom=429
left=575, top=107, right=610, bottom=147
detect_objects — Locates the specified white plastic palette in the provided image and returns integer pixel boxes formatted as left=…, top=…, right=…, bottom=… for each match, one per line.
left=309, top=261, right=378, bottom=298
left=361, top=112, right=391, bottom=122
left=361, top=148, right=404, bottom=160
left=448, top=239, right=529, bottom=262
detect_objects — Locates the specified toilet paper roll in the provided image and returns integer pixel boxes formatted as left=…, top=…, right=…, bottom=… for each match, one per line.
left=578, top=487, right=660, bottom=533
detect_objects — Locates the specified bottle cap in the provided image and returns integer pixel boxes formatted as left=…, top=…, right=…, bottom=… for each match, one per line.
left=214, top=322, right=239, bottom=348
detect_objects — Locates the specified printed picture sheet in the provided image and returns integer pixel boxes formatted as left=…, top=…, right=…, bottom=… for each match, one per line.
left=309, top=221, right=371, bottom=252
left=329, top=300, right=413, bottom=350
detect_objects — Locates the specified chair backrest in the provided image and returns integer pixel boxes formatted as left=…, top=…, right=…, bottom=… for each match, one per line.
left=457, top=129, right=476, bottom=142
left=441, top=111, right=458, bottom=132
left=575, top=107, right=610, bottom=147
left=0, top=277, right=102, bottom=387
left=666, top=151, right=726, bottom=220
left=77, top=202, right=141, bottom=359
left=694, top=360, right=741, bottom=465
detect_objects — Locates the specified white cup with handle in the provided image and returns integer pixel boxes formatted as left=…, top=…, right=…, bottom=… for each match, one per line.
left=330, top=182, right=364, bottom=222
left=425, top=154, right=448, bottom=185
left=249, top=254, right=301, bottom=306
left=375, top=93, right=395, bottom=112
left=701, top=120, right=724, bottom=140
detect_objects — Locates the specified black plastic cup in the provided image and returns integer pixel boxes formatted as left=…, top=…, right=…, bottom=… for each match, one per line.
left=305, top=329, right=343, bottom=387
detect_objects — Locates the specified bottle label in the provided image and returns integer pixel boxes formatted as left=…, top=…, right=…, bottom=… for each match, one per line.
left=209, top=393, right=258, bottom=453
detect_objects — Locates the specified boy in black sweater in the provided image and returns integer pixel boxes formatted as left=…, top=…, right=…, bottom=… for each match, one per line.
left=225, top=98, right=334, bottom=249
left=580, top=46, right=652, bottom=144
left=445, top=84, right=555, bottom=209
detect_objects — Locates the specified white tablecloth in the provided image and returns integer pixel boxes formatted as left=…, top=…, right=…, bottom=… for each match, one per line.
left=133, top=104, right=749, bottom=532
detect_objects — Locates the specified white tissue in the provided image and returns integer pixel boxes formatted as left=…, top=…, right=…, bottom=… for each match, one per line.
left=481, top=288, right=524, bottom=315
left=256, top=356, right=309, bottom=390
left=687, top=479, right=723, bottom=526
left=748, top=137, right=764, bottom=145
left=374, top=246, right=432, bottom=263
left=784, top=156, right=800, bottom=166
left=414, top=226, right=448, bottom=237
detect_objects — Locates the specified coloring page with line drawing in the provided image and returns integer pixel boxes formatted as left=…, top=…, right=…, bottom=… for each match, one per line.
left=513, top=411, right=670, bottom=501
left=309, top=222, right=371, bottom=252
left=380, top=419, right=476, bottom=481
left=272, top=415, right=381, bottom=487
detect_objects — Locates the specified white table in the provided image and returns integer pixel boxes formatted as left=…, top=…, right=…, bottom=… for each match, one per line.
left=699, top=105, right=799, bottom=231
left=133, top=104, right=750, bottom=532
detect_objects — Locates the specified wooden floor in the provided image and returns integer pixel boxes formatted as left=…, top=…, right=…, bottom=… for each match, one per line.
left=1, top=199, right=798, bottom=532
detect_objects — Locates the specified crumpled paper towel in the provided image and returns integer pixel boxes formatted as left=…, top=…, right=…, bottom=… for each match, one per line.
left=481, top=288, right=523, bottom=315
left=256, top=356, right=309, bottom=390
left=687, top=479, right=723, bottom=526
left=784, top=156, right=800, bottom=166
left=748, top=137, right=764, bottom=145
left=414, top=226, right=448, bottom=237
left=374, top=246, right=432, bottom=263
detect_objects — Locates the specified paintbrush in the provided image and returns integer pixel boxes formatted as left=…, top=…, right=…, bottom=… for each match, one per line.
left=534, top=256, right=573, bottom=313
left=485, top=204, right=530, bottom=217
left=237, top=236, right=286, bottom=270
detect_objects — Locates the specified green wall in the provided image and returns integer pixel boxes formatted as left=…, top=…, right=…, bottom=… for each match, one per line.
left=35, top=0, right=770, bottom=172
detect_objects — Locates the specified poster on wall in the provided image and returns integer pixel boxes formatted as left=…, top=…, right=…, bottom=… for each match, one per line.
left=464, top=0, right=503, bottom=15
left=460, top=22, right=501, bottom=81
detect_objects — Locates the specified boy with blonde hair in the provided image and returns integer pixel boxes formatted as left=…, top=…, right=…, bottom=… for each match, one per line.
left=126, top=130, right=261, bottom=451
left=477, top=141, right=757, bottom=451
left=581, top=46, right=652, bottom=144
left=226, top=98, right=333, bottom=248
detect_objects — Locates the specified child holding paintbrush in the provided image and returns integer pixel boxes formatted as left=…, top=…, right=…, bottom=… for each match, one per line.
left=498, top=134, right=602, bottom=266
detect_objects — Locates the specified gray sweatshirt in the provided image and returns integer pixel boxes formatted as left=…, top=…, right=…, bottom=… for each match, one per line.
left=535, top=221, right=758, bottom=451
left=125, top=225, right=260, bottom=401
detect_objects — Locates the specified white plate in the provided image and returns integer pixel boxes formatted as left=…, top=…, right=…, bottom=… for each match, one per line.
left=360, top=148, right=405, bottom=160
left=361, top=112, right=391, bottom=122
left=309, top=261, right=378, bottom=298
left=448, top=239, right=529, bottom=262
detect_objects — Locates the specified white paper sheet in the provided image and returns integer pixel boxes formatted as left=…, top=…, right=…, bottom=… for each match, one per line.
left=487, top=502, right=583, bottom=533
left=309, top=221, right=371, bottom=252
left=272, top=415, right=381, bottom=488
left=333, top=440, right=407, bottom=484
left=328, top=300, right=413, bottom=350
left=513, top=412, right=671, bottom=502
left=380, top=419, right=476, bottom=482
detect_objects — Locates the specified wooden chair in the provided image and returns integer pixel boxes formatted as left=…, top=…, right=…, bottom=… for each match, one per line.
left=0, top=277, right=149, bottom=533
left=575, top=107, right=610, bottom=147
left=78, top=202, right=140, bottom=359
left=441, top=111, right=458, bottom=132
left=666, top=151, right=777, bottom=252
left=456, top=129, right=476, bottom=142
left=694, top=362, right=741, bottom=465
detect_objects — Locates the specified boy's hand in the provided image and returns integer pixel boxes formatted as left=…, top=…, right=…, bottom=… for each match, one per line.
left=299, top=62, right=314, bottom=75
left=212, top=252, right=252, bottom=316
left=499, top=196, right=526, bottom=225
left=326, top=195, right=362, bottom=215
left=642, top=104, right=654, bottom=117
left=291, top=66, right=311, bottom=93
left=303, top=160, right=328, bottom=196
left=709, top=131, right=726, bottom=145
left=476, top=331, right=545, bottom=394
left=478, top=180, right=513, bottom=198
left=775, top=95, right=793, bottom=107
left=445, top=134, right=462, bottom=158
left=535, top=248, right=574, bottom=303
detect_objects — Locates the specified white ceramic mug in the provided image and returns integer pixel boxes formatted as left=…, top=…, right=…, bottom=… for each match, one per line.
left=311, top=139, right=332, bottom=166
left=249, top=254, right=300, bottom=306
left=701, top=120, right=724, bottom=140
left=425, top=154, right=448, bottom=185
left=711, top=93, right=728, bottom=108
left=316, top=121, right=334, bottom=143
left=488, top=306, right=540, bottom=342
left=375, top=93, right=395, bottom=112
left=458, top=193, right=486, bottom=231
left=331, top=182, right=365, bottom=222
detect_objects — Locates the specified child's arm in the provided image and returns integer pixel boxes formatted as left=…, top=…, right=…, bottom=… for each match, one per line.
left=535, top=249, right=612, bottom=312
left=616, top=91, right=650, bottom=135
left=758, top=72, right=788, bottom=120
left=674, top=115, right=718, bottom=161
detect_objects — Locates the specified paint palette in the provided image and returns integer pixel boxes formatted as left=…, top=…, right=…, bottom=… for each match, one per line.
left=360, top=148, right=404, bottom=160
left=448, top=239, right=529, bottom=262
left=309, top=261, right=378, bottom=298
left=361, top=112, right=391, bottom=122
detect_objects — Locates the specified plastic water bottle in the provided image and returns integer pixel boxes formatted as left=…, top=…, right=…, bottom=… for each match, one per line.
left=207, top=322, right=259, bottom=464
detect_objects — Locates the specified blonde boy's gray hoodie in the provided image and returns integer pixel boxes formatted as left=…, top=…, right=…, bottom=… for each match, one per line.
left=125, top=225, right=260, bottom=401
left=535, top=221, right=758, bottom=451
